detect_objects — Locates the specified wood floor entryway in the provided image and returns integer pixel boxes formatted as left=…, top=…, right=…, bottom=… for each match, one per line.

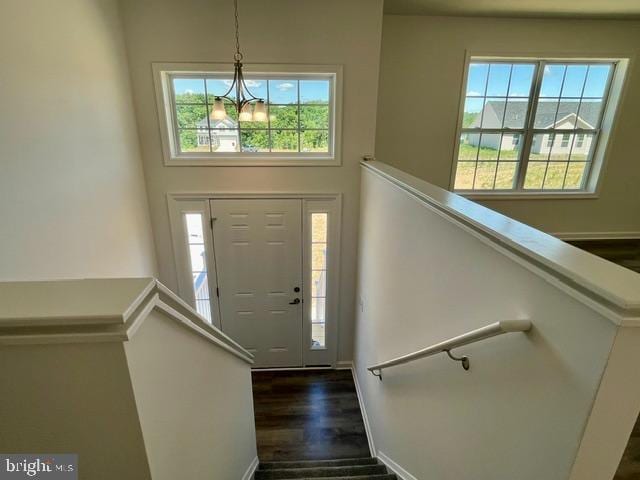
left=252, top=370, right=370, bottom=462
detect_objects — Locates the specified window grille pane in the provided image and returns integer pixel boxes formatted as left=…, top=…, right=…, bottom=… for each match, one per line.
left=270, top=105, right=298, bottom=129
left=241, top=130, right=269, bottom=152
left=312, top=270, right=326, bottom=297
left=312, top=243, right=327, bottom=270
left=499, top=134, right=522, bottom=160
left=210, top=129, right=239, bottom=152
left=463, top=97, right=484, bottom=127
left=185, top=213, right=212, bottom=323
left=543, top=162, right=569, bottom=189
left=583, top=65, right=611, bottom=98
left=312, top=298, right=326, bottom=323
left=206, top=78, right=236, bottom=100
left=486, top=64, right=511, bottom=97
left=481, top=98, right=506, bottom=128
left=311, top=213, right=328, bottom=242
left=503, top=99, right=529, bottom=128
left=300, top=106, right=329, bottom=129
left=454, top=162, right=476, bottom=190
left=177, top=105, right=208, bottom=128
left=269, top=79, right=298, bottom=104
left=179, top=130, right=206, bottom=153
left=495, top=162, right=517, bottom=189
left=534, top=98, right=560, bottom=128
left=271, top=130, right=299, bottom=152
left=524, top=162, right=547, bottom=189
left=301, top=130, right=329, bottom=153
left=508, top=64, right=535, bottom=97
left=564, top=162, right=588, bottom=189
left=300, top=80, right=330, bottom=104
left=540, top=65, right=566, bottom=97
left=173, top=78, right=206, bottom=103
left=466, top=63, right=489, bottom=96
left=458, top=133, right=479, bottom=160
left=477, top=133, right=501, bottom=160
left=474, top=162, right=498, bottom=190
left=561, top=65, right=589, bottom=97
left=310, top=212, right=328, bottom=349
left=571, top=133, right=594, bottom=161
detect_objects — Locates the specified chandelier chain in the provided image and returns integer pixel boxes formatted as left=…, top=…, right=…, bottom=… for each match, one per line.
left=233, top=0, right=242, bottom=61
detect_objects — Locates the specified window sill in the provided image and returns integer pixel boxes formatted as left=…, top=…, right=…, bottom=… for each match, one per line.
left=457, top=190, right=599, bottom=200
left=165, top=155, right=341, bottom=167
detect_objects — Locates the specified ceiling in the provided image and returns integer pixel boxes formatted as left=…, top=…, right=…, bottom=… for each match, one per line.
left=383, top=0, right=640, bottom=19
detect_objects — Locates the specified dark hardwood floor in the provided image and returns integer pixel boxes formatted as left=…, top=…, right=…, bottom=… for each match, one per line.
left=569, top=239, right=640, bottom=480
left=251, top=369, right=370, bottom=462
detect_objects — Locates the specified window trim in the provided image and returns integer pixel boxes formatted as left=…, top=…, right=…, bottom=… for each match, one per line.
left=153, top=62, right=343, bottom=167
left=449, top=53, right=630, bottom=199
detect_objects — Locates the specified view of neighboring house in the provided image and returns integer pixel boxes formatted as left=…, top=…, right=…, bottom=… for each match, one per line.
left=468, top=100, right=598, bottom=155
left=196, top=115, right=239, bottom=151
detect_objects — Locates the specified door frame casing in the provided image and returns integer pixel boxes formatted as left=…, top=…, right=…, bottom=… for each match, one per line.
left=167, top=192, right=342, bottom=368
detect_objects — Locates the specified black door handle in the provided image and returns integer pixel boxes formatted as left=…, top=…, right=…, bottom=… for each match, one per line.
left=289, top=298, right=301, bottom=305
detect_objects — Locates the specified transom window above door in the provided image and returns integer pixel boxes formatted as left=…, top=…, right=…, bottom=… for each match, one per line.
left=154, top=63, right=342, bottom=166
left=451, top=57, right=628, bottom=196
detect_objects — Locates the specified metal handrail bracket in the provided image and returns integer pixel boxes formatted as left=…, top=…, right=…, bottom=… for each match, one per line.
left=367, top=320, right=531, bottom=380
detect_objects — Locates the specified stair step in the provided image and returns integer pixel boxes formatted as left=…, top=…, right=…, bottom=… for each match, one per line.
left=259, top=458, right=378, bottom=470
left=272, top=475, right=396, bottom=480
left=254, top=464, right=388, bottom=479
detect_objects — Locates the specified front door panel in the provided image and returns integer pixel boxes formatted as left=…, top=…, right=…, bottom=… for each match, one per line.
left=210, top=199, right=302, bottom=367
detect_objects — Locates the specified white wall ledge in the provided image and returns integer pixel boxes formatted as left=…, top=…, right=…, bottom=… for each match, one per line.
left=0, top=278, right=254, bottom=363
left=361, top=160, right=640, bottom=323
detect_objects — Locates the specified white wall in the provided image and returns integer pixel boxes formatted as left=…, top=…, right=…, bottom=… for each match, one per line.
left=0, top=342, right=152, bottom=480
left=0, top=0, right=156, bottom=280
left=119, top=0, right=384, bottom=361
left=353, top=164, right=637, bottom=480
left=125, top=309, right=257, bottom=480
left=375, top=15, right=640, bottom=236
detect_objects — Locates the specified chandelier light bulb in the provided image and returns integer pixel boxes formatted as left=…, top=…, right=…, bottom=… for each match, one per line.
left=239, top=103, right=253, bottom=121
left=252, top=100, right=267, bottom=122
left=212, top=97, right=227, bottom=120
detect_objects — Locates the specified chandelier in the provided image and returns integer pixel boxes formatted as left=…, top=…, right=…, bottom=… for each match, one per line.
left=211, top=0, right=266, bottom=122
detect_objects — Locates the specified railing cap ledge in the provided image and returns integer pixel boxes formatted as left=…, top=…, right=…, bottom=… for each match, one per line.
left=362, top=160, right=640, bottom=322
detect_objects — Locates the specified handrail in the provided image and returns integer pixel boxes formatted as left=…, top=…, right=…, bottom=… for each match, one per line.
left=367, top=320, right=531, bottom=380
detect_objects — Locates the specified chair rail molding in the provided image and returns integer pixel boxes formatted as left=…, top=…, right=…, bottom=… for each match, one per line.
left=0, top=278, right=254, bottom=364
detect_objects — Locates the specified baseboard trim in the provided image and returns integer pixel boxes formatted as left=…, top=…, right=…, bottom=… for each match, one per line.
left=242, top=456, right=259, bottom=480
left=350, top=363, right=376, bottom=456
left=335, top=360, right=353, bottom=370
left=377, top=451, right=418, bottom=480
left=252, top=366, right=333, bottom=372
left=553, top=231, right=640, bottom=241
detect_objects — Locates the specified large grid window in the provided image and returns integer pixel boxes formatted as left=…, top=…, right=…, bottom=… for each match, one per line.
left=453, top=59, right=617, bottom=193
left=170, top=75, right=333, bottom=157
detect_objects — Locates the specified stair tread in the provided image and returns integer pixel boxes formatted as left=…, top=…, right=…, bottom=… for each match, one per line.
left=259, top=458, right=378, bottom=470
left=274, top=475, right=396, bottom=480
left=254, top=463, right=388, bottom=479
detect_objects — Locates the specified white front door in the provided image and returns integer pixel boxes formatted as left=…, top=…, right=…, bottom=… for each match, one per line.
left=210, top=199, right=303, bottom=368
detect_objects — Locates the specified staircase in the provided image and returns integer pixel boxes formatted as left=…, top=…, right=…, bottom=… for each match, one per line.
left=254, top=457, right=397, bottom=479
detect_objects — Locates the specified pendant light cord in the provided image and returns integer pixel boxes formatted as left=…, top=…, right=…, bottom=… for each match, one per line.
left=233, top=0, right=243, bottom=61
